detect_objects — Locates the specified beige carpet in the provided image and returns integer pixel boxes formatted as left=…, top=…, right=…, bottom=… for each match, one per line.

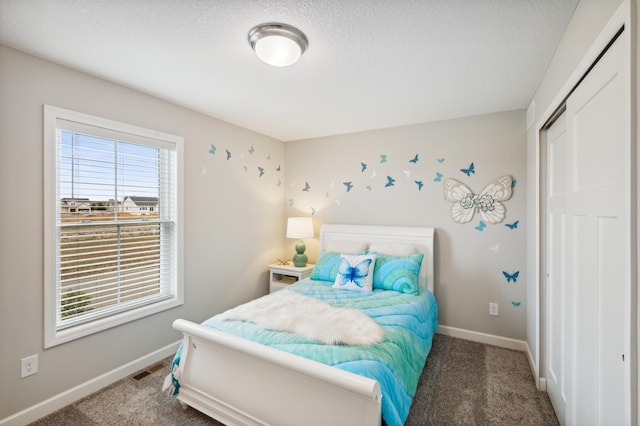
left=29, top=334, right=558, bottom=425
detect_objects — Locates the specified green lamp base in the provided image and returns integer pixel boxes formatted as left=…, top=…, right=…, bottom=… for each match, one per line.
left=292, top=239, right=308, bottom=267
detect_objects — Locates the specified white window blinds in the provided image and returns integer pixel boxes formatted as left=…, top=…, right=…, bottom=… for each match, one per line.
left=44, top=106, right=183, bottom=347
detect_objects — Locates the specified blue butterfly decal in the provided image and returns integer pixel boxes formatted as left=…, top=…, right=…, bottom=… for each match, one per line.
left=276, top=165, right=281, bottom=172
left=257, top=167, right=264, bottom=177
left=380, top=154, right=387, bottom=163
left=433, top=172, right=443, bottom=182
left=409, top=154, right=419, bottom=164
left=460, top=162, right=475, bottom=176
left=505, top=220, right=519, bottom=229
left=385, top=176, right=396, bottom=187
left=302, top=182, right=310, bottom=192
left=343, top=181, right=353, bottom=192
left=512, top=301, right=522, bottom=307
left=361, top=162, right=367, bottom=172
left=503, top=271, right=520, bottom=283
left=415, top=180, right=424, bottom=190
left=475, top=220, right=486, bottom=231
left=209, top=144, right=216, bottom=155
left=366, top=185, right=372, bottom=191
left=511, top=179, right=517, bottom=188
left=336, top=258, right=373, bottom=288
left=248, top=146, right=255, bottom=154
left=437, top=158, right=445, bottom=163
left=225, top=149, right=232, bottom=160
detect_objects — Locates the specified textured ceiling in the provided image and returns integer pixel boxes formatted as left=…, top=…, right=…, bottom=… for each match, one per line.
left=0, top=0, right=579, bottom=141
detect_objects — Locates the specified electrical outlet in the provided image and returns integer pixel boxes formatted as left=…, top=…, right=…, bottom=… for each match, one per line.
left=21, top=354, right=38, bottom=378
left=489, top=303, right=499, bottom=316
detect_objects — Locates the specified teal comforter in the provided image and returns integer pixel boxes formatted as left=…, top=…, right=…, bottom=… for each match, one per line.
left=172, top=278, right=438, bottom=426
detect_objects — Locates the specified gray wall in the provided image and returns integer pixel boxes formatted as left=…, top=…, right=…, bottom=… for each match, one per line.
left=284, top=110, right=527, bottom=339
left=0, top=45, right=284, bottom=419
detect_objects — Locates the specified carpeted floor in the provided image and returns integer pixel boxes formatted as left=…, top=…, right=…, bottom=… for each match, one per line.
left=28, top=334, right=558, bottom=425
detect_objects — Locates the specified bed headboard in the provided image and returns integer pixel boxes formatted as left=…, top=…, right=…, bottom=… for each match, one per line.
left=319, top=224, right=435, bottom=294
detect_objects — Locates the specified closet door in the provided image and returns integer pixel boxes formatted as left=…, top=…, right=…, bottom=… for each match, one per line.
left=545, top=31, right=630, bottom=425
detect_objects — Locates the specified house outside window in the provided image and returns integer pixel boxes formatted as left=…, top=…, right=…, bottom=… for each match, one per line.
left=43, top=105, right=183, bottom=348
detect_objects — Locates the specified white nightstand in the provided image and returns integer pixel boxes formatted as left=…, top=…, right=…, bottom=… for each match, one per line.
left=269, top=263, right=314, bottom=293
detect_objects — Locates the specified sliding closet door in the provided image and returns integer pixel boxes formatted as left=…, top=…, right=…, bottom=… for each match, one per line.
left=545, top=110, right=569, bottom=424
left=545, top=31, right=630, bottom=425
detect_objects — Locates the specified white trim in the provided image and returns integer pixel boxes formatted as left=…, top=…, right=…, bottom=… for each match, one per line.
left=525, top=341, right=541, bottom=390
left=0, top=341, right=181, bottom=426
left=437, top=325, right=527, bottom=352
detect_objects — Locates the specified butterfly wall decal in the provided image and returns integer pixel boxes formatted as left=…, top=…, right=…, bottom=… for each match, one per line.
left=433, top=172, right=443, bottom=182
left=225, top=149, right=232, bottom=160
left=380, top=154, right=387, bottom=163
left=443, top=175, right=513, bottom=224
left=437, top=158, right=445, bottom=163
left=302, top=181, right=311, bottom=192
left=512, top=301, right=521, bottom=307
left=460, top=162, right=475, bottom=176
left=335, top=257, right=373, bottom=289
left=409, top=154, right=419, bottom=164
left=343, top=181, right=353, bottom=192
left=415, top=180, right=424, bottom=190
left=502, top=271, right=519, bottom=283
left=385, top=176, right=396, bottom=187
left=257, top=167, right=264, bottom=177
left=248, top=146, right=255, bottom=154
left=209, top=144, right=216, bottom=155
left=361, top=162, right=367, bottom=172
left=475, top=221, right=486, bottom=231
left=505, top=220, right=519, bottom=229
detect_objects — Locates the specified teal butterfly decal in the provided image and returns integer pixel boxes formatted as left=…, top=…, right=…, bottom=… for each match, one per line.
left=276, top=165, right=281, bottom=171
left=475, top=220, right=486, bottom=231
left=415, top=180, right=424, bottom=190
left=380, top=154, right=387, bottom=163
left=409, top=154, right=419, bottom=164
left=302, top=182, right=310, bottom=192
left=512, top=301, right=521, bottom=307
left=437, top=158, right=445, bottom=163
left=460, top=162, right=475, bottom=176
left=361, top=162, right=367, bottom=172
left=343, top=181, right=353, bottom=192
left=225, top=149, right=231, bottom=160
left=336, top=258, right=373, bottom=288
left=385, top=176, right=396, bottom=187
left=503, top=271, right=519, bottom=283
left=248, top=146, right=255, bottom=154
left=209, top=144, right=216, bottom=155
left=505, top=220, right=519, bottom=229
left=433, top=172, right=443, bottom=182
left=257, top=167, right=264, bottom=177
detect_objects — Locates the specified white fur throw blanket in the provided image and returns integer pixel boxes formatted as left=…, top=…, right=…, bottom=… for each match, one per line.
left=218, top=290, right=384, bottom=346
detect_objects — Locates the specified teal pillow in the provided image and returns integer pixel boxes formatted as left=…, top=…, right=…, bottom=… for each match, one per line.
left=372, top=253, right=424, bottom=294
left=310, top=251, right=343, bottom=281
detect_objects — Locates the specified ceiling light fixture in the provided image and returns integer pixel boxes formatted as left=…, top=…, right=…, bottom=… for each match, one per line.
left=248, top=23, right=308, bottom=67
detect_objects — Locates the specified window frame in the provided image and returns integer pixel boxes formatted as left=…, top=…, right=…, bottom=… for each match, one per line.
left=43, top=105, right=184, bottom=348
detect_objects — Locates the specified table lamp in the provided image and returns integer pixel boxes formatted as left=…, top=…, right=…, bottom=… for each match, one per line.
left=286, top=217, right=314, bottom=267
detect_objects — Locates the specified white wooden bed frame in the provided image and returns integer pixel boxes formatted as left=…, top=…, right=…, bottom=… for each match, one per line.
left=172, top=224, right=435, bottom=426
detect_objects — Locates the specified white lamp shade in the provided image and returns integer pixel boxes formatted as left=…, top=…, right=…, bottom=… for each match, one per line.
left=286, top=217, right=314, bottom=239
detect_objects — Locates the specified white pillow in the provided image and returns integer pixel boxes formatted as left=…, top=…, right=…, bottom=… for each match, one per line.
left=368, top=242, right=418, bottom=256
left=332, top=254, right=377, bottom=293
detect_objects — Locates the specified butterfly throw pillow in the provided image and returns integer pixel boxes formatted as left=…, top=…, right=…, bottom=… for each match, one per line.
left=333, top=254, right=377, bottom=293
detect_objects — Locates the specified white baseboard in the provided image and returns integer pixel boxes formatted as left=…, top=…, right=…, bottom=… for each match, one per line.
left=437, top=325, right=528, bottom=352
left=0, top=340, right=181, bottom=426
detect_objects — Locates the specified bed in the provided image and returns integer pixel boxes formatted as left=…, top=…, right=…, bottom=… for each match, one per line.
left=168, top=224, right=437, bottom=426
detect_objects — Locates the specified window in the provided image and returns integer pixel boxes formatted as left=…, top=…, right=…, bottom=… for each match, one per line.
left=44, top=105, right=183, bottom=348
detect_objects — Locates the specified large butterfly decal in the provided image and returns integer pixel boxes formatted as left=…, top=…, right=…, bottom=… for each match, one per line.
left=335, top=258, right=373, bottom=288
left=443, top=175, right=513, bottom=224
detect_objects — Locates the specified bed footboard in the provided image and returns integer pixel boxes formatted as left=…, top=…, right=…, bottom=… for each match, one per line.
left=172, top=319, right=382, bottom=426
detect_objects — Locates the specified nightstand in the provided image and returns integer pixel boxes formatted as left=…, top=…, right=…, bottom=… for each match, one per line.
left=269, top=263, right=314, bottom=293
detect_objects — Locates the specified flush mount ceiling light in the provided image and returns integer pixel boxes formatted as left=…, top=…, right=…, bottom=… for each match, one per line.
left=248, top=23, right=308, bottom=67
